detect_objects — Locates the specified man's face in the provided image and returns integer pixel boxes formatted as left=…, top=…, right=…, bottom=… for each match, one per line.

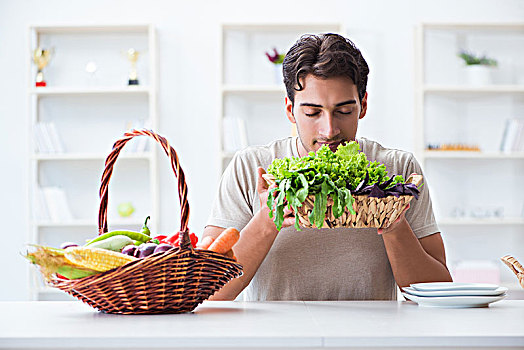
left=285, top=74, right=367, bottom=156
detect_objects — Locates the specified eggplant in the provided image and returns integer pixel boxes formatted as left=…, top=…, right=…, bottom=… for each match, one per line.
left=138, top=243, right=158, bottom=258
left=121, top=244, right=139, bottom=257
left=153, top=243, right=173, bottom=254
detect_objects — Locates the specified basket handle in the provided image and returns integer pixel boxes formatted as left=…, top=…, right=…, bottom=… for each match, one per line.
left=98, top=129, right=191, bottom=247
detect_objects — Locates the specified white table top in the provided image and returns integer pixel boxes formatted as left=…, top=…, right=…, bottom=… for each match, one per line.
left=1, top=300, right=524, bottom=349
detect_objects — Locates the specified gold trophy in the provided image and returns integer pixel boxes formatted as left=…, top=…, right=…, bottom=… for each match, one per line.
left=32, top=47, right=53, bottom=87
left=126, top=48, right=140, bottom=85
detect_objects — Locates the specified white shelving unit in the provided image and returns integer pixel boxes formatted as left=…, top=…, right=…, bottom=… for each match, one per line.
left=218, top=23, right=344, bottom=173
left=415, top=23, right=524, bottom=298
left=27, top=24, right=158, bottom=300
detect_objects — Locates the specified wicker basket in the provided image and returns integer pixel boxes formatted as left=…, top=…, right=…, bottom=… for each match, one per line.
left=48, top=129, right=243, bottom=314
left=501, top=256, right=524, bottom=289
left=263, top=173, right=423, bottom=229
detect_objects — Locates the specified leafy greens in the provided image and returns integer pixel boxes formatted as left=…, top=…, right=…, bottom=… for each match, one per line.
left=266, top=141, right=413, bottom=231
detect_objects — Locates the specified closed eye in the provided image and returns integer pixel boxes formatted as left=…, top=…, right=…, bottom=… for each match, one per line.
left=338, top=111, right=352, bottom=115
left=305, top=112, right=320, bottom=117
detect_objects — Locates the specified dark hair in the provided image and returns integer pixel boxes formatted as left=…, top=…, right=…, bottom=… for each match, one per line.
left=283, top=33, right=369, bottom=105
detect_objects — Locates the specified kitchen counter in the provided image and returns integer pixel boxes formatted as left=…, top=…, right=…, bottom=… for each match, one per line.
left=1, top=300, right=524, bottom=349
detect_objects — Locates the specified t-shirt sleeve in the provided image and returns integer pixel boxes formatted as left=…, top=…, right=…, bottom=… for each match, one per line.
left=403, top=154, right=440, bottom=239
left=206, top=151, right=255, bottom=231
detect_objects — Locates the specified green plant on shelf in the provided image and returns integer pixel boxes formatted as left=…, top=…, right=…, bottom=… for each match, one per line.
left=457, top=50, right=498, bottom=67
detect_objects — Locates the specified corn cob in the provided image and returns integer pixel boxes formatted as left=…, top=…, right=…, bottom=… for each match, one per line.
left=24, top=244, right=99, bottom=280
left=64, top=246, right=137, bottom=272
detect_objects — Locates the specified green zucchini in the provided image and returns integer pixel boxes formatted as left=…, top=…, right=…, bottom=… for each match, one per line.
left=87, top=235, right=134, bottom=251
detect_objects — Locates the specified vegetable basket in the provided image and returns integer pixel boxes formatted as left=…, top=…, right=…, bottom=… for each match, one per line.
left=263, top=173, right=423, bottom=229
left=47, top=129, right=243, bottom=314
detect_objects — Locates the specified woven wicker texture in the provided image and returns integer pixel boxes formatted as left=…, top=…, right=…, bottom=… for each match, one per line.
left=49, top=129, right=243, bottom=314
left=501, top=255, right=524, bottom=289
left=264, top=174, right=422, bottom=229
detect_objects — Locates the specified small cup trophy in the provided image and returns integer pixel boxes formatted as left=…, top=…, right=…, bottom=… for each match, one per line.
left=126, top=48, right=140, bottom=85
left=32, top=47, right=53, bottom=87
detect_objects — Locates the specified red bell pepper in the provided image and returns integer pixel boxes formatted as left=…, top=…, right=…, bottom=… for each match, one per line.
left=165, top=232, right=198, bottom=247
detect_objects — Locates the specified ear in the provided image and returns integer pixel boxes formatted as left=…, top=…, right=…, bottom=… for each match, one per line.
left=359, top=92, right=368, bottom=120
left=285, top=96, right=296, bottom=123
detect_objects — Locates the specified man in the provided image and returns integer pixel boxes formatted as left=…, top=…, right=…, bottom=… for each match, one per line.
left=204, top=33, right=452, bottom=301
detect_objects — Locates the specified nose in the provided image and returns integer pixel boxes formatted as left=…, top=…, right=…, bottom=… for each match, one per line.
left=318, top=113, right=340, bottom=139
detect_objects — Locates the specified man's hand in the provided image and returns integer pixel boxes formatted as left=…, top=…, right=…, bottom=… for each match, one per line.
left=377, top=203, right=410, bottom=235
left=257, top=167, right=295, bottom=230
left=378, top=173, right=417, bottom=235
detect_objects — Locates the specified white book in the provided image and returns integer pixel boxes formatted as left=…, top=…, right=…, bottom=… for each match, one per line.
left=222, top=116, right=238, bottom=152
left=40, top=122, right=56, bottom=153
left=42, top=187, right=73, bottom=222
left=37, top=124, right=50, bottom=153
left=47, top=122, right=65, bottom=153
left=33, top=187, right=50, bottom=221
left=223, top=116, right=248, bottom=152
left=512, top=120, right=524, bottom=152
left=53, top=188, right=73, bottom=221
left=41, top=187, right=59, bottom=222
left=500, top=119, right=520, bottom=153
left=33, top=125, right=47, bottom=153
left=38, top=187, right=50, bottom=221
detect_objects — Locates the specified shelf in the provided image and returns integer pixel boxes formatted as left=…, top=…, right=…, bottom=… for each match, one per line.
left=423, top=151, right=524, bottom=159
left=35, top=219, right=144, bottom=228
left=28, top=23, right=159, bottom=302
left=421, top=23, right=524, bottom=31
left=29, top=86, right=151, bottom=96
left=222, top=85, right=286, bottom=94
left=33, top=152, right=153, bottom=161
left=437, top=218, right=524, bottom=226
left=423, top=85, right=524, bottom=94
left=222, top=23, right=343, bottom=32
left=219, top=23, right=344, bottom=174
left=31, top=24, right=151, bottom=34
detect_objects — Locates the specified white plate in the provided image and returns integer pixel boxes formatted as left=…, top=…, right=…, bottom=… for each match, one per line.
left=403, top=286, right=508, bottom=297
left=410, top=282, right=500, bottom=291
left=402, top=292, right=506, bottom=308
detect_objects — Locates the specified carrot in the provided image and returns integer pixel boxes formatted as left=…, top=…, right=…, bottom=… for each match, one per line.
left=208, top=227, right=240, bottom=254
left=196, top=236, right=214, bottom=250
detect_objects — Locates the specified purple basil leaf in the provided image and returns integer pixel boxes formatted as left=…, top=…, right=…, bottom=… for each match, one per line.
left=385, top=190, right=402, bottom=197
left=354, top=171, right=369, bottom=193
left=357, top=184, right=374, bottom=195
left=378, top=177, right=394, bottom=190
left=403, top=184, right=420, bottom=199
left=369, top=184, right=386, bottom=198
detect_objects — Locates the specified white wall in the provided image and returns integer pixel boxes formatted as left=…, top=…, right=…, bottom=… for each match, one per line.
left=1, top=0, right=523, bottom=300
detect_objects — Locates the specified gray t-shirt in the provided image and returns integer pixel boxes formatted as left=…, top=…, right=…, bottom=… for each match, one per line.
left=207, top=137, right=439, bottom=301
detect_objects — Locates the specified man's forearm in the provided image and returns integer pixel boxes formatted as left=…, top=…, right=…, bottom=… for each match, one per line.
left=381, top=218, right=452, bottom=288
left=208, top=209, right=279, bottom=300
